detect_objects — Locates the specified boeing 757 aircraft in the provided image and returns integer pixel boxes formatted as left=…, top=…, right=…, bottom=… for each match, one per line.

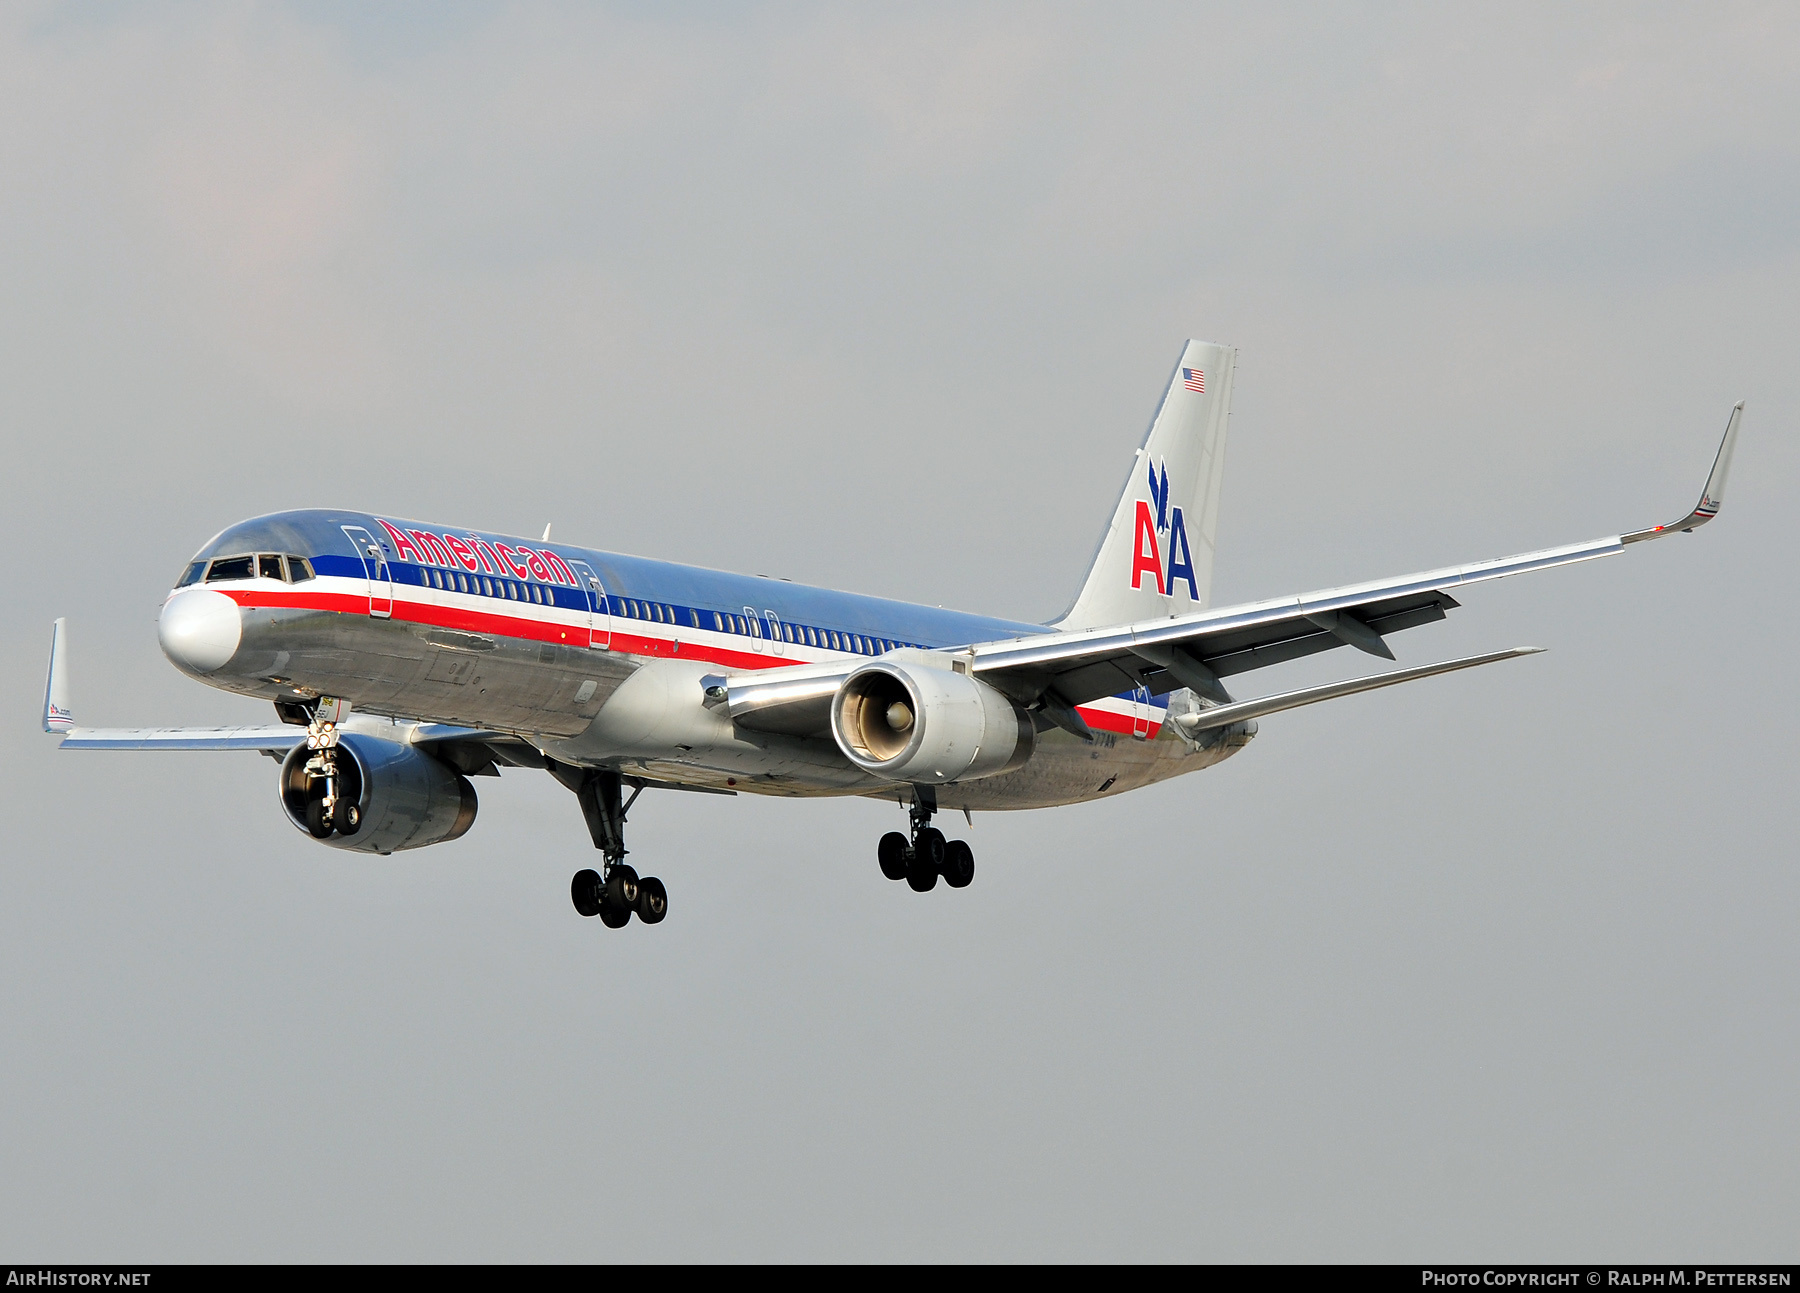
left=43, top=343, right=1743, bottom=928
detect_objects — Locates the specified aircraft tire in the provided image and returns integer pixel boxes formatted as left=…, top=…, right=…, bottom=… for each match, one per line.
left=333, top=798, right=361, bottom=836
left=942, top=840, right=974, bottom=888
left=605, top=864, right=640, bottom=914
left=637, top=876, right=668, bottom=924
left=877, top=832, right=909, bottom=880
left=571, top=868, right=603, bottom=917
left=305, top=798, right=332, bottom=839
left=907, top=829, right=943, bottom=892
left=598, top=901, right=631, bottom=929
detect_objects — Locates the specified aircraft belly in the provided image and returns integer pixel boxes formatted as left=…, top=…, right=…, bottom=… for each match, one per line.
left=214, top=611, right=1252, bottom=807
left=228, top=609, right=629, bottom=738
left=540, top=658, right=877, bottom=792
left=930, top=723, right=1254, bottom=812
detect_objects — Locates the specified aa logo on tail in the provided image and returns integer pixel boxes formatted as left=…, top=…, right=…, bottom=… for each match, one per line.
left=1130, top=457, right=1198, bottom=599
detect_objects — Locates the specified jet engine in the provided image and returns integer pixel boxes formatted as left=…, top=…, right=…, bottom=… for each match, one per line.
left=279, top=732, right=478, bottom=854
left=831, top=661, right=1033, bottom=784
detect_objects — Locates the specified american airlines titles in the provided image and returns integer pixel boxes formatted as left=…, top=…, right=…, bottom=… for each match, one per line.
left=376, top=519, right=576, bottom=587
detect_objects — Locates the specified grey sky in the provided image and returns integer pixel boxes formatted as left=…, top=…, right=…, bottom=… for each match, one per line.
left=2, top=2, right=1795, bottom=1260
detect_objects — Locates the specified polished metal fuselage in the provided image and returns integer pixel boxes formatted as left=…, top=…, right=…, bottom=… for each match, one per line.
left=174, top=509, right=1254, bottom=811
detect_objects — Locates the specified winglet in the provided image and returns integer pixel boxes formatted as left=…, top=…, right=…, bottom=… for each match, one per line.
left=43, top=618, right=73, bottom=733
left=1623, top=402, right=1744, bottom=544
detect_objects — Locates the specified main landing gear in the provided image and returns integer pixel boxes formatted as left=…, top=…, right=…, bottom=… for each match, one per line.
left=877, top=788, right=974, bottom=893
left=559, top=768, right=668, bottom=928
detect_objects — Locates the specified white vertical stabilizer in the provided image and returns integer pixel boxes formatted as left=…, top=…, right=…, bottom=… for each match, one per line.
left=1056, top=340, right=1236, bottom=630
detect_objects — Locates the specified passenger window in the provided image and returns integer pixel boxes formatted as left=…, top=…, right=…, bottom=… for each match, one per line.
left=176, top=561, right=205, bottom=588
left=690, top=609, right=700, bottom=628
left=713, top=612, right=724, bottom=631
left=806, top=627, right=817, bottom=647
left=206, top=556, right=254, bottom=582
left=288, top=556, right=314, bottom=582
left=258, top=554, right=284, bottom=581
left=783, top=623, right=794, bottom=643
left=457, top=574, right=468, bottom=592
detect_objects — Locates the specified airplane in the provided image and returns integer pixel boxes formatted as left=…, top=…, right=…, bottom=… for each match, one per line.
left=42, top=342, right=1743, bottom=929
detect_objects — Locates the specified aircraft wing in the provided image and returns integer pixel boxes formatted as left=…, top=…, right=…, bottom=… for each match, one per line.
left=967, top=402, right=1743, bottom=723
left=55, top=725, right=307, bottom=753
left=716, top=403, right=1740, bottom=740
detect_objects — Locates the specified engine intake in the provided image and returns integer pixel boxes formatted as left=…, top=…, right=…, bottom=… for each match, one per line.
left=831, top=661, right=1032, bottom=784
left=280, top=733, right=478, bottom=854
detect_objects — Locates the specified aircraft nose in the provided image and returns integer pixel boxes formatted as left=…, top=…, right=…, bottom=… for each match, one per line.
left=158, top=589, right=243, bottom=674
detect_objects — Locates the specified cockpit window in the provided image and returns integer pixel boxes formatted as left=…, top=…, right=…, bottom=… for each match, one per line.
left=176, top=561, right=206, bottom=588
left=258, top=554, right=285, bottom=581
left=205, top=555, right=255, bottom=582
left=286, top=556, right=314, bottom=582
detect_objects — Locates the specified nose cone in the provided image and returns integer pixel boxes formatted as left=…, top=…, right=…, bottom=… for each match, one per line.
left=159, top=589, right=243, bottom=674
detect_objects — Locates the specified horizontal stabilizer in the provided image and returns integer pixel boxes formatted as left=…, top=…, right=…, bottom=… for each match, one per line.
left=1173, top=647, right=1543, bottom=734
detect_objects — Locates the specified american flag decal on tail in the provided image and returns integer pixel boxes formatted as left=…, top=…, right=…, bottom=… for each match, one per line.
left=1182, top=368, right=1204, bottom=393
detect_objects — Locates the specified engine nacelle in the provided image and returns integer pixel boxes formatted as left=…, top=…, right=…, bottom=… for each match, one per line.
left=831, top=661, right=1033, bottom=784
left=279, top=732, right=478, bottom=855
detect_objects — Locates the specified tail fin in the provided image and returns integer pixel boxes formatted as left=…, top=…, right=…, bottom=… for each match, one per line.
left=1056, top=340, right=1237, bottom=630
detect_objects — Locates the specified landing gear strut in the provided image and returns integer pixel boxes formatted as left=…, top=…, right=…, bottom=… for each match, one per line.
left=299, top=699, right=359, bottom=839
left=557, top=768, right=669, bottom=927
left=877, top=787, right=975, bottom=892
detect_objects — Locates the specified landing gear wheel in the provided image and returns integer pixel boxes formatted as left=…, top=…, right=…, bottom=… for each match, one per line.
left=598, top=901, right=631, bottom=928
left=571, top=868, right=603, bottom=917
left=907, top=828, right=944, bottom=892
left=636, top=876, right=668, bottom=924
left=942, top=839, right=975, bottom=888
left=878, top=832, right=909, bottom=881
left=333, top=798, right=361, bottom=836
left=305, top=799, right=332, bottom=839
left=605, top=864, right=640, bottom=915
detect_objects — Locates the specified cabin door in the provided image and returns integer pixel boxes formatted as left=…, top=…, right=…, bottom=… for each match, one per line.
left=341, top=525, right=393, bottom=618
left=567, top=560, right=611, bottom=651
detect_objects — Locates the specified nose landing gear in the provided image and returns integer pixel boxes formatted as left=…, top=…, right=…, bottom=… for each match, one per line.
left=878, top=788, right=975, bottom=893
left=299, top=700, right=360, bottom=839
left=558, top=768, right=670, bottom=929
